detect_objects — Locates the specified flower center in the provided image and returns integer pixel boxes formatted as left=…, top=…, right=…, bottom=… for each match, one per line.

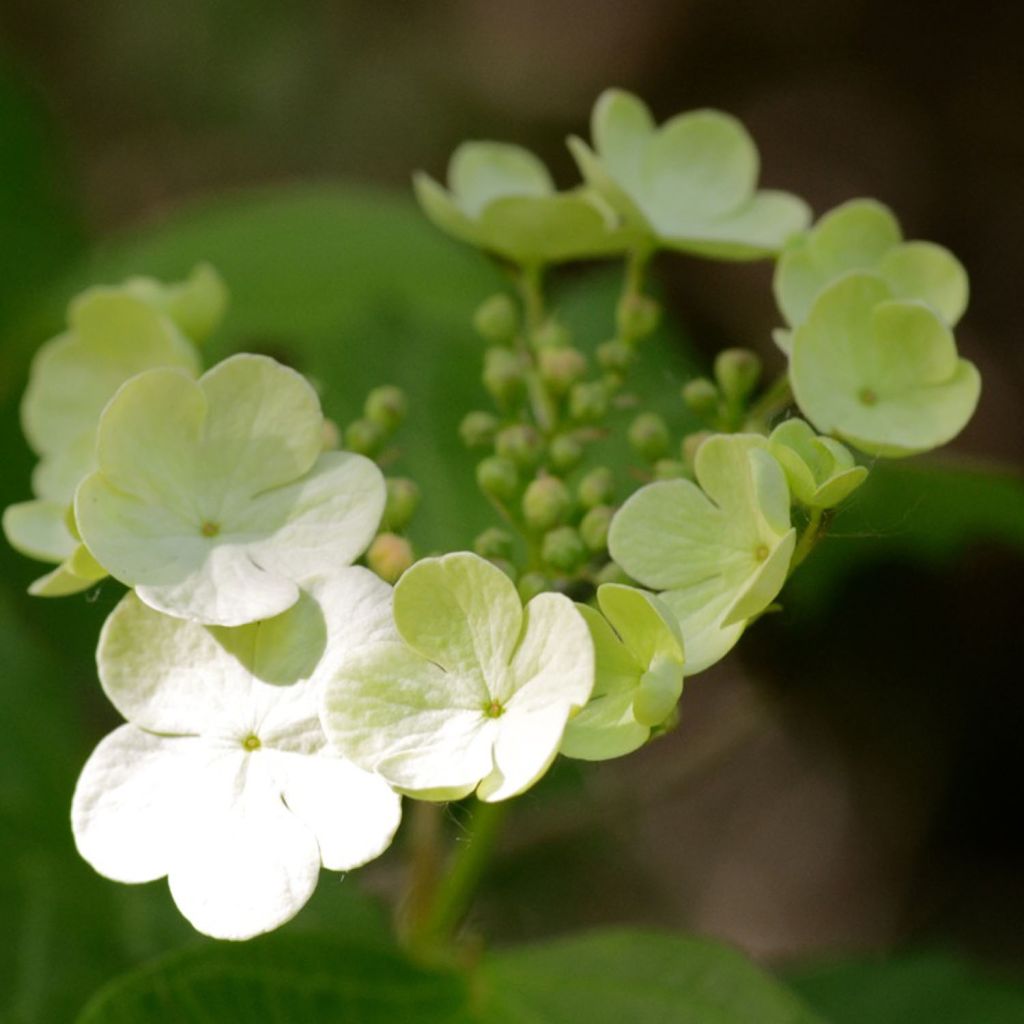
left=200, top=520, right=221, bottom=538
left=754, top=543, right=770, bottom=562
left=483, top=699, right=505, bottom=719
left=857, top=387, right=878, bottom=407
left=241, top=733, right=261, bottom=752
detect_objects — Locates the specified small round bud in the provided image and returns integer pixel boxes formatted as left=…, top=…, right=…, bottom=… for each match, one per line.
left=483, top=348, right=525, bottom=405
left=367, top=533, right=414, bottom=584
left=539, top=347, right=587, bottom=396
left=714, top=348, right=762, bottom=404
left=321, top=418, right=341, bottom=451
left=476, top=456, right=520, bottom=503
left=682, top=430, right=714, bottom=471
left=459, top=411, right=499, bottom=449
left=616, top=293, right=661, bottom=341
left=383, top=477, right=420, bottom=531
left=578, top=467, right=615, bottom=509
left=568, top=381, right=609, bottom=422
left=522, top=476, right=572, bottom=532
left=653, top=459, right=688, bottom=480
left=364, top=385, right=407, bottom=432
left=488, top=558, right=517, bottom=581
left=495, top=423, right=544, bottom=469
left=474, top=527, right=515, bottom=560
left=597, top=339, right=633, bottom=373
left=628, top=412, right=671, bottom=462
left=517, top=571, right=549, bottom=603
left=345, top=417, right=385, bottom=456
left=579, top=504, right=613, bottom=553
left=541, top=526, right=587, bottom=574
left=681, top=377, right=720, bottom=418
left=473, top=293, right=519, bottom=344
left=533, top=318, right=572, bottom=349
left=548, top=434, right=584, bottom=473
left=594, top=561, right=632, bottom=586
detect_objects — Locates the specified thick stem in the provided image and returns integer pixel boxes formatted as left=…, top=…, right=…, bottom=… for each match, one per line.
left=398, top=801, right=445, bottom=946
left=517, top=265, right=558, bottom=433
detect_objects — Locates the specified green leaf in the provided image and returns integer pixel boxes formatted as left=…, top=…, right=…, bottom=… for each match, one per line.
left=76, top=934, right=474, bottom=1024
left=789, top=951, right=1024, bottom=1024
left=479, top=929, right=825, bottom=1023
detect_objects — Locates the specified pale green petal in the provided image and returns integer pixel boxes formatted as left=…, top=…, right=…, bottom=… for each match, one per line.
left=879, top=241, right=968, bottom=326
left=32, top=434, right=96, bottom=505
left=591, top=88, right=655, bottom=186
left=448, top=141, right=553, bottom=216
left=659, top=584, right=746, bottom=676
left=413, top=172, right=483, bottom=247
left=124, top=263, right=229, bottom=343
left=812, top=464, right=869, bottom=507
left=720, top=528, right=796, bottom=626
left=3, top=499, right=76, bottom=563
left=27, top=555, right=105, bottom=597
left=632, top=657, right=684, bottom=728
left=561, top=688, right=647, bottom=761
left=810, top=199, right=901, bottom=275
left=772, top=327, right=795, bottom=355
left=393, top=552, right=522, bottom=688
left=567, top=135, right=651, bottom=230
left=773, top=241, right=820, bottom=327
left=477, top=703, right=568, bottom=803
left=596, top=584, right=684, bottom=669
left=769, top=418, right=867, bottom=508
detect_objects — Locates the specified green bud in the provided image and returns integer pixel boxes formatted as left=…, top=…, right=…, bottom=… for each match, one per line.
left=473, top=293, right=519, bottom=344
left=533, top=318, right=572, bottom=349
left=488, top=558, right=518, bottom=581
left=459, top=410, right=499, bottom=449
left=714, top=348, right=762, bottom=404
left=578, top=466, right=615, bottom=508
left=548, top=433, right=584, bottom=473
left=579, top=504, right=613, bottom=553
left=653, top=458, right=688, bottom=480
left=366, top=533, right=414, bottom=584
left=383, top=477, right=420, bottom=531
left=568, top=381, right=609, bottom=422
left=539, top=347, right=587, bottom=396
left=363, top=385, right=407, bottom=432
left=541, top=525, right=587, bottom=574
left=628, top=412, right=671, bottom=462
left=522, top=476, right=572, bottom=532
left=483, top=348, right=525, bottom=405
left=681, top=377, right=720, bottom=418
left=321, top=418, right=341, bottom=452
left=682, top=430, right=713, bottom=471
left=594, top=561, right=632, bottom=586
left=517, top=571, right=549, bottom=603
left=474, top=527, right=515, bottom=560
left=476, top=456, right=520, bottom=503
left=616, top=293, right=661, bottom=341
left=597, top=339, right=633, bottom=373
left=495, top=423, right=544, bottom=469
left=345, top=417, right=386, bottom=456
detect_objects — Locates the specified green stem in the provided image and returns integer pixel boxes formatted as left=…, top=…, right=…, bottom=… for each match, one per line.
left=399, top=801, right=445, bottom=946
left=743, top=371, right=793, bottom=433
left=789, top=507, right=825, bottom=572
left=516, top=265, right=558, bottom=434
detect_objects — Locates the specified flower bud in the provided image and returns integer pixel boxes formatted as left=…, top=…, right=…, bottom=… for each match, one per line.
left=628, top=412, right=671, bottom=462
left=568, top=381, right=609, bottom=422
left=597, top=339, right=633, bottom=373
left=714, top=348, right=762, bottom=404
left=517, top=571, right=549, bottom=603
left=594, top=561, right=632, bottom=586
left=681, top=430, right=714, bottom=472
left=522, top=476, right=572, bottom=532
left=367, top=533, right=414, bottom=584
left=459, top=411, right=499, bottom=449
left=473, top=293, right=519, bottom=344
left=616, top=293, right=660, bottom=341
left=541, top=526, right=587, bottom=574
left=548, top=433, right=584, bottom=473
left=474, top=527, right=515, bottom=560
left=681, top=377, right=720, bottom=418
left=579, top=504, right=613, bottom=552
left=653, top=459, right=688, bottom=480
left=364, top=385, right=407, bottom=432
left=533, top=318, right=572, bottom=349
left=321, top=418, right=341, bottom=451
left=383, top=477, right=420, bottom=531
left=539, top=347, right=587, bottom=396
left=476, top=456, right=519, bottom=503
left=495, top=423, right=544, bottom=469
left=483, top=348, right=525, bottom=405
left=577, top=466, right=615, bottom=509
left=345, top=417, right=385, bottom=456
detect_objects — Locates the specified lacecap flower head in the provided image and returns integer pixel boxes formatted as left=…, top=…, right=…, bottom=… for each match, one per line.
left=75, top=352, right=386, bottom=626
left=321, top=551, right=594, bottom=802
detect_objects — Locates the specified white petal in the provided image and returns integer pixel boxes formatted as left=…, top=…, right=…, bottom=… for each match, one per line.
left=477, top=704, right=570, bottom=803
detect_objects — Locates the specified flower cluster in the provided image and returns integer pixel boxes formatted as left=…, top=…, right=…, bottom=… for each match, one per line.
left=2, top=88, right=981, bottom=943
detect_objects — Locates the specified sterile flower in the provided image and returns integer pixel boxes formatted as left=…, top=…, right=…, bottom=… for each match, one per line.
left=120, top=262, right=228, bottom=344
left=321, top=552, right=594, bottom=803
left=772, top=199, right=968, bottom=353
left=608, top=434, right=796, bottom=674
left=768, top=418, right=868, bottom=509
left=414, top=142, right=634, bottom=266
left=74, top=353, right=386, bottom=626
left=72, top=569, right=402, bottom=941
left=562, top=584, right=685, bottom=762
left=789, top=273, right=981, bottom=458
left=569, top=88, right=810, bottom=259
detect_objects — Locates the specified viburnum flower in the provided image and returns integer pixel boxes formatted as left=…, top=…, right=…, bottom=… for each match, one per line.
left=72, top=569, right=402, bottom=941
left=119, top=262, right=229, bottom=344
left=75, top=353, right=386, bottom=626
left=4, top=284, right=205, bottom=596
left=562, top=584, right=685, bottom=762
left=569, top=88, right=810, bottom=259
left=768, top=418, right=868, bottom=509
left=414, top=142, right=634, bottom=266
left=789, top=273, right=981, bottom=458
left=772, top=198, right=968, bottom=353
left=608, top=434, right=796, bottom=674
left=321, top=552, right=594, bottom=802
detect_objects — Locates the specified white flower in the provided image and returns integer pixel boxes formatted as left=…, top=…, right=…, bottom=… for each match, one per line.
left=72, top=568, right=402, bottom=941
left=321, top=552, right=594, bottom=803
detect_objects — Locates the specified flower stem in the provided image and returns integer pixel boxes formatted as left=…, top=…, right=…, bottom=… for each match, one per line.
left=743, top=371, right=793, bottom=433
left=517, top=265, right=558, bottom=434
left=789, top=507, right=826, bottom=572
left=398, top=800, right=445, bottom=946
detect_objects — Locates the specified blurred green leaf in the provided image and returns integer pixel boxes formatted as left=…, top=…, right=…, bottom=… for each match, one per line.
left=479, top=929, right=825, bottom=1023
left=789, top=951, right=1024, bottom=1024
left=75, top=934, right=474, bottom=1024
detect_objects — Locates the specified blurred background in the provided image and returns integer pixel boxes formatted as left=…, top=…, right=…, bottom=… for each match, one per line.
left=1, top=2, right=1022, bottom=1021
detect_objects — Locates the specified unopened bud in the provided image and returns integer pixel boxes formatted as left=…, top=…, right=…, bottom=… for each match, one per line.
left=681, top=377, right=720, bottom=418
left=383, top=477, right=420, bottom=531
left=476, top=456, right=520, bottom=503
left=628, top=412, right=671, bottom=462
left=539, top=347, right=587, bottom=396
left=364, top=385, right=407, bottom=432
left=459, top=411, right=499, bottom=449
left=474, top=527, right=515, bottom=560
left=577, top=467, right=615, bottom=509
left=597, top=339, right=633, bottom=373
left=541, top=525, right=587, bottom=574
left=321, top=418, right=341, bottom=451
left=548, top=434, right=584, bottom=473
left=682, top=431, right=714, bottom=471
left=714, top=348, right=762, bottom=404
left=569, top=381, right=609, bottom=422
left=653, top=459, right=688, bottom=480
left=616, top=293, right=660, bottom=341
left=517, top=571, right=549, bottom=603
left=483, top=348, right=525, bottom=405
left=345, top=418, right=385, bottom=457
left=473, top=293, right=519, bottom=344
left=594, top=561, right=632, bottom=586
left=367, top=533, right=414, bottom=584
left=580, top=504, right=613, bottom=552
left=522, top=476, right=572, bottom=532
left=533, top=318, right=572, bottom=349
left=495, top=424, right=544, bottom=469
